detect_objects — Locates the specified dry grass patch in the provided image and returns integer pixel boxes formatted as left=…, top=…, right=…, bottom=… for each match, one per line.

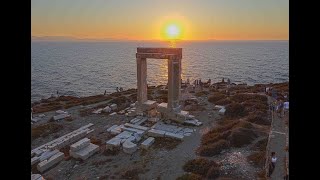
left=120, top=166, right=144, bottom=180
left=247, top=151, right=266, bottom=168
left=206, top=166, right=221, bottom=179
left=256, top=169, right=267, bottom=179
left=33, top=94, right=114, bottom=113
left=79, top=108, right=93, bottom=117
left=153, top=137, right=181, bottom=150
left=215, top=98, right=233, bottom=106
left=176, top=173, right=202, bottom=180
left=92, top=158, right=113, bottom=167
left=201, top=130, right=231, bottom=146
left=231, top=93, right=267, bottom=103
left=246, top=111, right=270, bottom=125
left=195, top=91, right=209, bottom=97
left=31, top=123, right=63, bottom=140
left=228, top=127, right=258, bottom=147
left=103, top=148, right=120, bottom=156
left=225, top=103, right=248, bottom=118
left=32, top=102, right=63, bottom=113
left=183, top=158, right=219, bottom=176
left=208, top=93, right=227, bottom=103
left=197, top=139, right=230, bottom=157
left=250, top=138, right=268, bottom=151
left=109, top=95, right=129, bottom=105
left=90, top=136, right=102, bottom=146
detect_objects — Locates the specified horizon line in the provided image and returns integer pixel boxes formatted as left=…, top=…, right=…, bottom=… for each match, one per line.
left=31, top=36, right=288, bottom=42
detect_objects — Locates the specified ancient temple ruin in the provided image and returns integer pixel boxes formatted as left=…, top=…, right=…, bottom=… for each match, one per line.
left=136, top=47, right=189, bottom=122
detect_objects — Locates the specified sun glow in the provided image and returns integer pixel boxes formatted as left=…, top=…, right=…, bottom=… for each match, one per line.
left=165, top=24, right=181, bottom=40
left=157, top=14, right=190, bottom=41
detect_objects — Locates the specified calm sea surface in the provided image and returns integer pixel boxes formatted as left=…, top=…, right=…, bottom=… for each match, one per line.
left=31, top=40, right=288, bottom=102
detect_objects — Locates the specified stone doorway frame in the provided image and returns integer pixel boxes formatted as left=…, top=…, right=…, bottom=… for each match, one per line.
left=136, top=47, right=182, bottom=113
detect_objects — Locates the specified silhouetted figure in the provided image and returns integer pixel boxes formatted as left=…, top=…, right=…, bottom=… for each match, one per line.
left=116, top=87, right=119, bottom=92
left=222, top=78, right=225, bottom=83
left=227, top=78, right=231, bottom=85
left=104, top=90, right=107, bottom=95
left=268, top=152, right=277, bottom=177
left=56, top=90, right=59, bottom=97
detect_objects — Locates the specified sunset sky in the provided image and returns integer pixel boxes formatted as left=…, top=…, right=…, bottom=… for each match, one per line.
left=32, top=0, right=288, bottom=41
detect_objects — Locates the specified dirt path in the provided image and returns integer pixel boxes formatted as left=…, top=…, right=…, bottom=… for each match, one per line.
left=267, top=97, right=288, bottom=179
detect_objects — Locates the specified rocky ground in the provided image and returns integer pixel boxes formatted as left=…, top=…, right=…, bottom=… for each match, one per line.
left=31, top=82, right=288, bottom=180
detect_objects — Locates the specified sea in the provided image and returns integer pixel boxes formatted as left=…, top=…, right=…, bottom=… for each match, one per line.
left=31, top=40, right=288, bottom=102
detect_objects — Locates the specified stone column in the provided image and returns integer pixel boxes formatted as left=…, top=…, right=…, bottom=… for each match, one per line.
left=167, top=56, right=181, bottom=112
left=136, top=57, right=147, bottom=106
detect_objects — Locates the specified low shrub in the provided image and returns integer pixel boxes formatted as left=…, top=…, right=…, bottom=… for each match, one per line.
left=206, top=166, right=221, bottom=179
left=201, top=130, right=231, bottom=146
left=147, top=94, right=154, bottom=100
left=79, top=108, right=93, bottom=117
left=90, top=136, right=102, bottom=146
left=31, top=123, right=63, bottom=140
left=56, top=95, right=78, bottom=101
left=121, top=167, right=143, bottom=180
left=128, top=93, right=137, bottom=101
left=33, top=102, right=63, bottom=113
left=250, top=138, right=268, bottom=151
left=225, top=103, right=247, bottom=118
left=197, top=139, right=229, bottom=157
left=195, top=91, right=209, bottom=97
left=228, top=128, right=257, bottom=147
left=109, top=96, right=128, bottom=105
left=155, top=94, right=168, bottom=103
left=231, top=94, right=267, bottom=103
left=209, top=120, right=241, bottom=134
left=215, top=98, right=233, bottom=106
left=246, top=111, right=270, bottom=125
left=153, top=137, right=181, bottom=150
left=183, top=158, right=219, bottom=176
left=247, top=151, right=266, bottom=168
left=208, top=93, right=226, bottom=103
left=176, top=173, right=202, bottom=180
left=159, top=89, right=168, bottom=94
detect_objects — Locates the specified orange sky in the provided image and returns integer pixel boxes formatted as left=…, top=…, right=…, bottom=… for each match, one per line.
left=32, top=0, right=289, bottom=41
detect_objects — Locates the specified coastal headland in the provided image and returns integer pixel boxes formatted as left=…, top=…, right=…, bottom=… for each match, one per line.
left=31, top=81, right=288, bottom=179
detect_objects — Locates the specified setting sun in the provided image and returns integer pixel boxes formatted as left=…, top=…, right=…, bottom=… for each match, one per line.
left=165, top=24, right=181, bottom=40
left=156, top=14, right=190, bottom=41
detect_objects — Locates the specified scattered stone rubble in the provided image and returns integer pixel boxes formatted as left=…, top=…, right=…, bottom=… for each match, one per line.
left=31, top=113, right=46, bottom=123
left=105, top=114, right=199, bottom=154
left=37, top=151, right=64, bottom=173
left=214, top=105, right=226, bottom=115
left=31, top=174, right=44, bottom=180
left=69, top=138, right=99, bottom=160
left=141, top=137, right=155, bottom=149
left=31, top=123, right=95, bottom=172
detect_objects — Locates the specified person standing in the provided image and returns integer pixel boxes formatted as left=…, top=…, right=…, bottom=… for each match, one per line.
left=227, top=78, right=231, bottom=85
left=268, top=152, right=277, bottom=177
left=104, top=90, right=107, bottom=95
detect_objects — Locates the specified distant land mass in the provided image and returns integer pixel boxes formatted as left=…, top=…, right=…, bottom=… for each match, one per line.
left=31, top=36, right=143, bottom=42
